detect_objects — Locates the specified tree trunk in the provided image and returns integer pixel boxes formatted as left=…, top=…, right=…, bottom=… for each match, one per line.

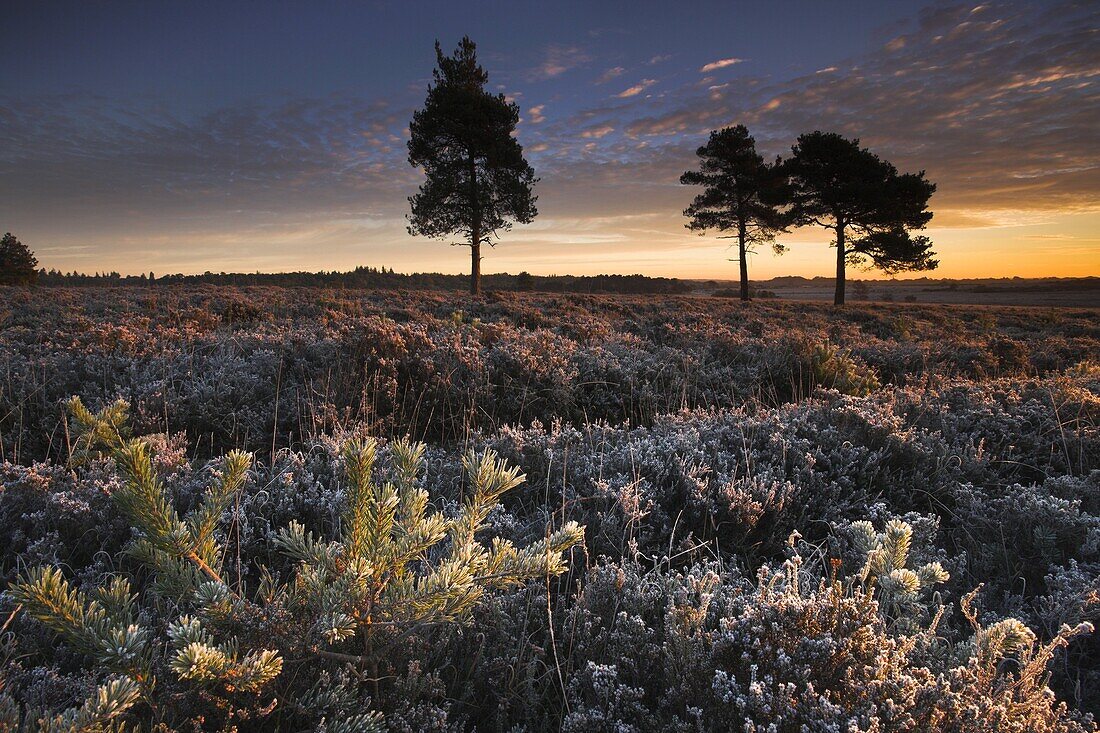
left=834, top=222, right=846, bottom=306
left=738, top=220, right=750, bottom=302
left=469, top=154, right=482, bottom=296
left=470, top=240, right=481, bottom=296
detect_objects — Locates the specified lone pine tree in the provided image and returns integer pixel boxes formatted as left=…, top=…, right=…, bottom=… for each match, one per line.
left=0, top=232, right=39, bottom=285
left=681, top=126, right=789, bottom=301
left=408, top=37, right=538, bottom=296
left=784, top=132, right=937, bottom=305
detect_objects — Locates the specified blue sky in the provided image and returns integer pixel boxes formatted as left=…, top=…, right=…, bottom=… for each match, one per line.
left=2, top=0, right=1097, bottom=278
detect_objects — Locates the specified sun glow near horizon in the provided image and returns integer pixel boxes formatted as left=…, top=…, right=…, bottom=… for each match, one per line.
left=24, top=209, right=1100, bottom=281
left=2, top=0, right=1097, bottom=281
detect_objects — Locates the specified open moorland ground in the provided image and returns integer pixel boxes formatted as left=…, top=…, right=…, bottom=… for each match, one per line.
left=692, top=276, right=1100, bottom=307
left=1, top=285, right=1098, bottom=731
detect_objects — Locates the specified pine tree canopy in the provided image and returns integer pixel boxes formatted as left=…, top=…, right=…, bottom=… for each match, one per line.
left=407, top=37, right=538, bottom=295
left=0, top=232, right=39, bottom=285
left=783, top=131, right=937, bottom=303
left=785, top=132, right=937, bottom=274
left=681, top=125, right=790, bottom=301
left=680, top=126, right=789, bottom=248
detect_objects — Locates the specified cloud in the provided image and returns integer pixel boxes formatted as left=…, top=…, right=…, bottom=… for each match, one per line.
left=3, top=0, right=1097, bottom=278
left=0, top=94, right=417, bottom=233
left=1023, top=233, right=1085, bottom=241
left=648, top=54, right=672, bottom=65
left=615, top=79, right=657, bottom=98
left=624, top=111, right=706, bottom=137
left=595, top=66, right=626, bottom=84
left=590, top=0, right=1099, bottom=218
left=699, top=57, right=744, bottom=72
left=517, top=0, right=1100, bottom=279
left=734, top=0, right=1100, bottom=215
left=530, top=45, right=591, bottom=80
left=579, top=124, right=615, bottom=139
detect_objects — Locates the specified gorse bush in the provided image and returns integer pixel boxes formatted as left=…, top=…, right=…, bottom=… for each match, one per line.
left=3, top=398, right=583, bottom=731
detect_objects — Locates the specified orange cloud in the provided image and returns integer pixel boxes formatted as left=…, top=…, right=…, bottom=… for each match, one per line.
left=616, top=79, right=657, bottom=98
left=700, top=57, right=743, bottom=72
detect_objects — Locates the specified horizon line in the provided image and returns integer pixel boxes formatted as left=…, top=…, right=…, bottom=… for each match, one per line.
left=27, top=266, right=1100, bottom=284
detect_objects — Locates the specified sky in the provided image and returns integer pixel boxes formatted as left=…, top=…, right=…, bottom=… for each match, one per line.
left=2, top=0, right=1098, bottom=280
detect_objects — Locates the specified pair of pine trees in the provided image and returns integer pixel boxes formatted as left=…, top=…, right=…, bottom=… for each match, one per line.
left=681, top=126, right=937, bottom=304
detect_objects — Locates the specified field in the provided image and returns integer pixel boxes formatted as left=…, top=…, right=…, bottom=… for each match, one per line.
left=692, top=276, right=1100, bottom=307
left=1, top=284, right=1098, bottom=731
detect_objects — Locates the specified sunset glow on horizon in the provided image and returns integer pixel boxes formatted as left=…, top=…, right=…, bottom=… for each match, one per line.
left=3, top=0, right=1097, bottom=280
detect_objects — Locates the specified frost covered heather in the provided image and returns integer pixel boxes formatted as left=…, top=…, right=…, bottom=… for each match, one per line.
left=0, top=285, right=1098, bottom=731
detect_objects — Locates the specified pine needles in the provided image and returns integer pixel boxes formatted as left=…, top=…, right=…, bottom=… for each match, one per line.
left=5, top=397, right=585, bottom=730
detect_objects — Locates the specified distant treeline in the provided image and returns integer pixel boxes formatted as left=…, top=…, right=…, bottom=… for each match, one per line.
left=744, top=275, right=1100, bottom=293
left=33, top=266, right=693, bottom=295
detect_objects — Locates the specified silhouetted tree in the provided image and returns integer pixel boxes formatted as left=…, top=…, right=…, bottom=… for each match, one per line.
left=784, top=132, right=937, bottom=305
left=681, top=126, right=789, bottom=301
left=0, top=233, right=38, bottom=285
left=515, top=271, right=534, bottom=291
left=407, top=37, right=538, bottom=296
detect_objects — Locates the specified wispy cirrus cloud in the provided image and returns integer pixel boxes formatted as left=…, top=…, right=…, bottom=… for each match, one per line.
left=699, top=57, right=743, bottom=72
left=615, top=79, right=657, bottom=98
left=0, top=94, right=417, bottom=227
left=733, top=1, right=1100, bottom=216
left=595, top=66, right=626, bottom=84
left=530, top=45, right=591, bottom=80
left=580, top=1, right=1099, bottom=220
left=579, top=124, right=616, bottom=139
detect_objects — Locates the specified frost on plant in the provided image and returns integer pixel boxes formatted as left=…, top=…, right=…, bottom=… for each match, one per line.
left=0, top=290, right=1096, bottom=731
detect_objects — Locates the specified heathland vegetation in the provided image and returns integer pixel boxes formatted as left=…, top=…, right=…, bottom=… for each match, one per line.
left=0, top=285, right=1097, bottom=730
left=0, top=36, right=1097, bottom=733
